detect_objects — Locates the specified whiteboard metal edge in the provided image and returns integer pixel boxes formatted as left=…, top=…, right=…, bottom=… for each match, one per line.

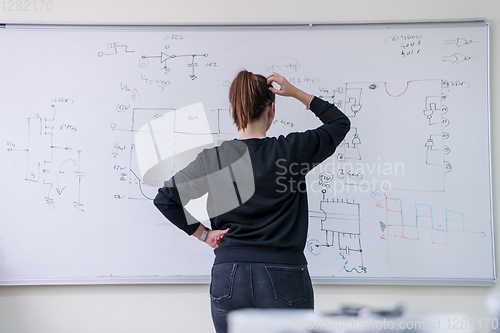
left=311, top=278, right=495, bottom=286
left=0, top=276, right=212, bottom=286
left=1, top=18, right=488, bottom=30
left=486, top=22, right=497, bottom=283
left=0, top=276, right=494, bottom=286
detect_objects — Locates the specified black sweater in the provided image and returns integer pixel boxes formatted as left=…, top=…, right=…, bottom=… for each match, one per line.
left=154, top=96, right=350, bottom=265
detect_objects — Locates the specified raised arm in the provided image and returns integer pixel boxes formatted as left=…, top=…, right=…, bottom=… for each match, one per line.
left=267, top=72, right=313, bottom=106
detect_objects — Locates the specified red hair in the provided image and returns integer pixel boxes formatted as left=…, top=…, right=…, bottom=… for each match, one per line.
left=229, top=70, right=275, bottom=131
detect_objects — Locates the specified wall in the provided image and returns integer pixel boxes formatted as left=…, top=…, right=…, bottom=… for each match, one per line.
left=0, top=1, right=498, bottom=332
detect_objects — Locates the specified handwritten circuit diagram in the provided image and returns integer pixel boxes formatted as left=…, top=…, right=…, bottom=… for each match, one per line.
left=6, top=99, right=85, bottom=211
left=308, top=193, right=367, bottom=274
left=109, top=101, right=239, bottom=202
left=320, top=79, right=453, bottom=193
left=304, top=73, right=484, bottom=274
left=140, top=45, right=209, bottom=79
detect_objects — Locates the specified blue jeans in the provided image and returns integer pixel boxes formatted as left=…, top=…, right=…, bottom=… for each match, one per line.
left=210, top=262, right=314, bottom=333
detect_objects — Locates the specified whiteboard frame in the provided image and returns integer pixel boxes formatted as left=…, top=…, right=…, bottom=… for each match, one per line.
left=0, top=19, right=494, bottom=286
left=0, top=276, right=495, bottom=286
left=486, top=22, right=496, bottom=286
left=0, top=17, right=489, bottom=28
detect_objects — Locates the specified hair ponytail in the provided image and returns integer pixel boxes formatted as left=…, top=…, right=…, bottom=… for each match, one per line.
left=229, top=70, right=275, bottom=131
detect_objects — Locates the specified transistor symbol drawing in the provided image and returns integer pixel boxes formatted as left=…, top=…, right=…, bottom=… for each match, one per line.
left=6, top=101, right=85, bottom=211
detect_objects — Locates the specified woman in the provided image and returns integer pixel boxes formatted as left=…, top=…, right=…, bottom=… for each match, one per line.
left=154, top=70, right=350, bottom=333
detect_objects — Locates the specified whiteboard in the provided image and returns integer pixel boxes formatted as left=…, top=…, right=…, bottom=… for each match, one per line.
left=0, top=21, right=493, bottom=285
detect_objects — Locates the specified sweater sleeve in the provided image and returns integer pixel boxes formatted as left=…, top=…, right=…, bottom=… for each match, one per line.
left=281, top=96, right=351, bottom=167
left=153, top=152, right=209, bottom=236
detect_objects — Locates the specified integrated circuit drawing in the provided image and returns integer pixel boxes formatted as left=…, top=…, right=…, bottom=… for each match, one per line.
left=140, top=45, right=209, bottom=79
left=308, top=193, right=367, bottom=274
left=6, top=100, right=85, bottom=211
left=305, top=76, right=476, bottom=274
left=332, top=79, right=452, bottom=193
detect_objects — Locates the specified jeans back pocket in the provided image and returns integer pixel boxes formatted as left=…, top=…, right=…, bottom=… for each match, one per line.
left=264, top=265, right=307, bottom=306
left=210, top=263, right=238, bottom=303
